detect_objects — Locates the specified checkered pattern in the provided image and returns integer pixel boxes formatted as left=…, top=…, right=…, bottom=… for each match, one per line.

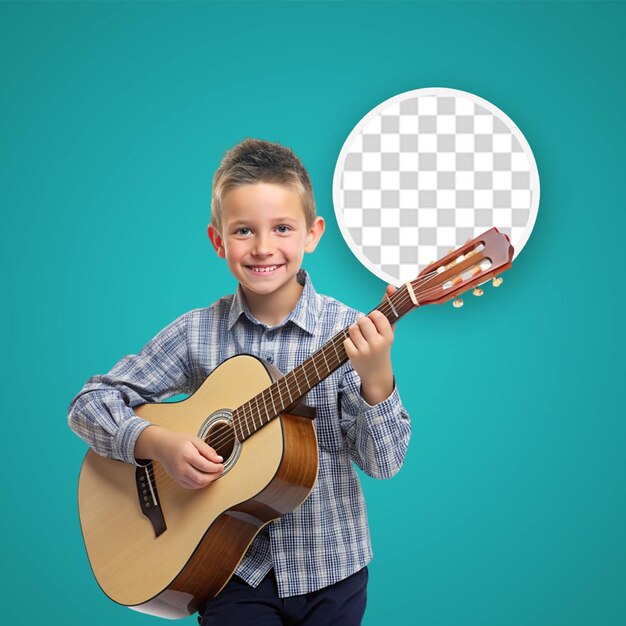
left=68, top=271, right=411, bottom=598
left=335, top=90, right=538, bottom=283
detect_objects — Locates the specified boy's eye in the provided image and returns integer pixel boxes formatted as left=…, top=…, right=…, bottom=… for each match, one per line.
left=276, top=225, right=291, bottom=233
left=235, top=227, right=251, bottom=235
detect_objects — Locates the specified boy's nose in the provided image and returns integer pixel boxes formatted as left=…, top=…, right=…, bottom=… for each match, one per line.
left=252, top=234, right=275, bottom=256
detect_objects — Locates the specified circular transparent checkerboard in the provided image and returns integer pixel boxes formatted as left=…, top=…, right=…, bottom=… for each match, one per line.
left=332, top=87, right=540, bottom=286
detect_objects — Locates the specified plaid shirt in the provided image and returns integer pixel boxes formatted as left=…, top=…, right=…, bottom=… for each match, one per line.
left=68, top=270, right=411, bottom=597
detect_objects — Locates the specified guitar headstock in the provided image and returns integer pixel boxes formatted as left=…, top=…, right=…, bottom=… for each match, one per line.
left=410, top=227, right=514, bottom=307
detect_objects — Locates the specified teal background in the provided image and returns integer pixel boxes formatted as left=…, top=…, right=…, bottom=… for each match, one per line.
left=1, top=1, right=624, bottom=624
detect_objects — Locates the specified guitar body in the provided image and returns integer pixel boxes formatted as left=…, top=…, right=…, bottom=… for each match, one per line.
left=78, top=354, right=319, bottom=619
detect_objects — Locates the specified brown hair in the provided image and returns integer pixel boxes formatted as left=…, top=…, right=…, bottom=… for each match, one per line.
left=211, top=138, right=316, bottom=235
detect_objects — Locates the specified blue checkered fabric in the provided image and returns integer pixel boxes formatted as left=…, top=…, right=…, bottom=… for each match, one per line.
left=68, top=270, right=411, bottom=597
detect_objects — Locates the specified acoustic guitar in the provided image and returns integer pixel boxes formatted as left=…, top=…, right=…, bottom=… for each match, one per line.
left=78, top=227, right=513, bottom=618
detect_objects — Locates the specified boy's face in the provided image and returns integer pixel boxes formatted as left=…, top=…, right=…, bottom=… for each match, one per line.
left=208, top=182, right=324, bottom=303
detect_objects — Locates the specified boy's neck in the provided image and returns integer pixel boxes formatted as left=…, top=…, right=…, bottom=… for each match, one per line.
left=240, top=278, right=304, bottom=328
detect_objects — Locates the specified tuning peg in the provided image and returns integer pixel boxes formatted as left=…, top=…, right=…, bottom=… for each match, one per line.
left=452, top=297, right=464, bottom=308
left=473, top=287, right=484, bottom=297
left=492, top=276, right=503, bottom=287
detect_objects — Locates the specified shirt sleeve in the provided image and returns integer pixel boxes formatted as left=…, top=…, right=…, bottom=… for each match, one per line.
left=67, top=312, right=195, bottom=465
left=338, top=365, right=411, bottom=479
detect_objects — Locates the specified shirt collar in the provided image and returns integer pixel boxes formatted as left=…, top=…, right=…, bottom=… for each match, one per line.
left=227, top=269, right=319, bottom=335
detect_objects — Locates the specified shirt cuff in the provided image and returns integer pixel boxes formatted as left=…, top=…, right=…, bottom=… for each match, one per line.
left=359, top=384, right=407, bottom=427
left=113, top=415, right=154, bottom=466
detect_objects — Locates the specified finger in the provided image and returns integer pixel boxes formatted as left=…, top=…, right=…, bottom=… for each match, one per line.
left=381, top=283, right=397, bottom=301
left=368, top=310, right=394, bottom=341
left=180, top=466, right=220, bottom=489
left=357, top=315, right=381, bottom=344
left=199, top=460, right=225, bottom=475
left=189, top=459, right=223, bottom=480
left=343, top=336, right=357, bottom=359
left=348, top=322, right=368, bottom=352
left=195, top=438, right=224, bottom=464
left=191, top=456, right=224, bottom=475
left=186, top=446, right=224, bottom=475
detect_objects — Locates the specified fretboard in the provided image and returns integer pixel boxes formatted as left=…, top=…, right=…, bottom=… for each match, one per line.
left=232, top=282, right=417, bottom=442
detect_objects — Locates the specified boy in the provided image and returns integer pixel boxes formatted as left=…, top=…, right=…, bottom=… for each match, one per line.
left=68, top=138, right=411, bottom=625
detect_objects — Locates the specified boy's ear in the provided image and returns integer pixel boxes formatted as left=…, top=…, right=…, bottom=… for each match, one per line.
left=304, top=217, right=325, bottom=253
left=208, top=225, right=226, bottom=258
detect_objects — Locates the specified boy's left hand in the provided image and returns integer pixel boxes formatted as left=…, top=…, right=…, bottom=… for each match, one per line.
left=344, top=284, right=397, bottom=406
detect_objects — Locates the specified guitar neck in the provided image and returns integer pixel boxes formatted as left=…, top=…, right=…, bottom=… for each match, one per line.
left=232, top=227, right=515, bottom=441
left=232, top=283, right=416, bottom=441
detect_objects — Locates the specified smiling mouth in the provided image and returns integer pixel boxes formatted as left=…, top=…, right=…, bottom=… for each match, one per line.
left=246, top=264, right=284, bottom=274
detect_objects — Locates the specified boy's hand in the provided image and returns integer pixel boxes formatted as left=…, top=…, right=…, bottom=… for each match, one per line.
left=135, top=426, right=224, bottom=490
left=344, top=284, right=397, bottom=406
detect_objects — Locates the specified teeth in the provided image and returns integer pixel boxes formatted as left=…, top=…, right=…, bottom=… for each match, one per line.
left=249, top=265, right=278, bottom=273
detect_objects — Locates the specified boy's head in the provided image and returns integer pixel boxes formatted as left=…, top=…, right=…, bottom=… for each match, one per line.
left=208, top=139, right=325, bottom=315
left=210, top=138, right=316, bottom=236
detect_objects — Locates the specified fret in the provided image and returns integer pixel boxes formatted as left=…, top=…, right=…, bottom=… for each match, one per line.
left=238, top=403, right=245, bottom=438
left=260, top=390, right=269, bottom=425
left=320, top=346, right=330, bottom=376
left=302, top=364, right=311, bottom=389
left=253, top=395, right=261, bottom=432
left=278, top=377, right=293, bottom=410
left=240, top=411, right=245, bottom=441
left=283, top=377, right=294, bottom=405
left=291, top=369, right=302, bottom=396
left=250, top=399, right=257, bottom=433
left=253, top=394, right=260, bottom=427
left=243, top=403, right=251, bottom=438
left=233, top=409, right=243, bottom=442
left=386, top=294, right=399, bottom=318
left=269, top=386, right=277, bottom=417
left=275, top=378, right=285, bottom=409
left=331, top=338, right=341, bottom=366
left=259, top=394, right=266, bottom=427
left=246, top=398, right=254, bottom=437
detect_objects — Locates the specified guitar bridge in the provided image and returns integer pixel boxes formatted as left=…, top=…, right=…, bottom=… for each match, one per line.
left=135, top=464, right=167, bottom=537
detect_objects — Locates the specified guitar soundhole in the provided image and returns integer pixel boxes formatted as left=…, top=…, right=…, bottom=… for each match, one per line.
left=199, top=410, right=242, bottom=476
left=205, top=420, right=236, bottom=461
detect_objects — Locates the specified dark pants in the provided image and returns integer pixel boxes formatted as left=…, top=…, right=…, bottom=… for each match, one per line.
left=198, top=567, right=368, bottom=626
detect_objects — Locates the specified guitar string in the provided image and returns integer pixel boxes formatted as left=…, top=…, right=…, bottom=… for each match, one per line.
left=168, top=259, right=474, bottom=459
left=141, top=275, right=425, bottom=489
left=142, top=286, right=476, bottom=491
left=195, top=265, right=446, bottom=452
left=230, top=257, right=481, bottom=440
left=202, top=256, right=486, bottom=456
left=178, top=262, right=458, bottom=458
left=144, top=259, right=486, bottom=486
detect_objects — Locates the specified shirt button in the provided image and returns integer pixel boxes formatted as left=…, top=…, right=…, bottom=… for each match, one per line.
left=265, top=354, right=274, bottom=363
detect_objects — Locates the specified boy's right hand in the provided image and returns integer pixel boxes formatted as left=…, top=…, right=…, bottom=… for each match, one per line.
left=135, top=425, right=224, bottom=490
